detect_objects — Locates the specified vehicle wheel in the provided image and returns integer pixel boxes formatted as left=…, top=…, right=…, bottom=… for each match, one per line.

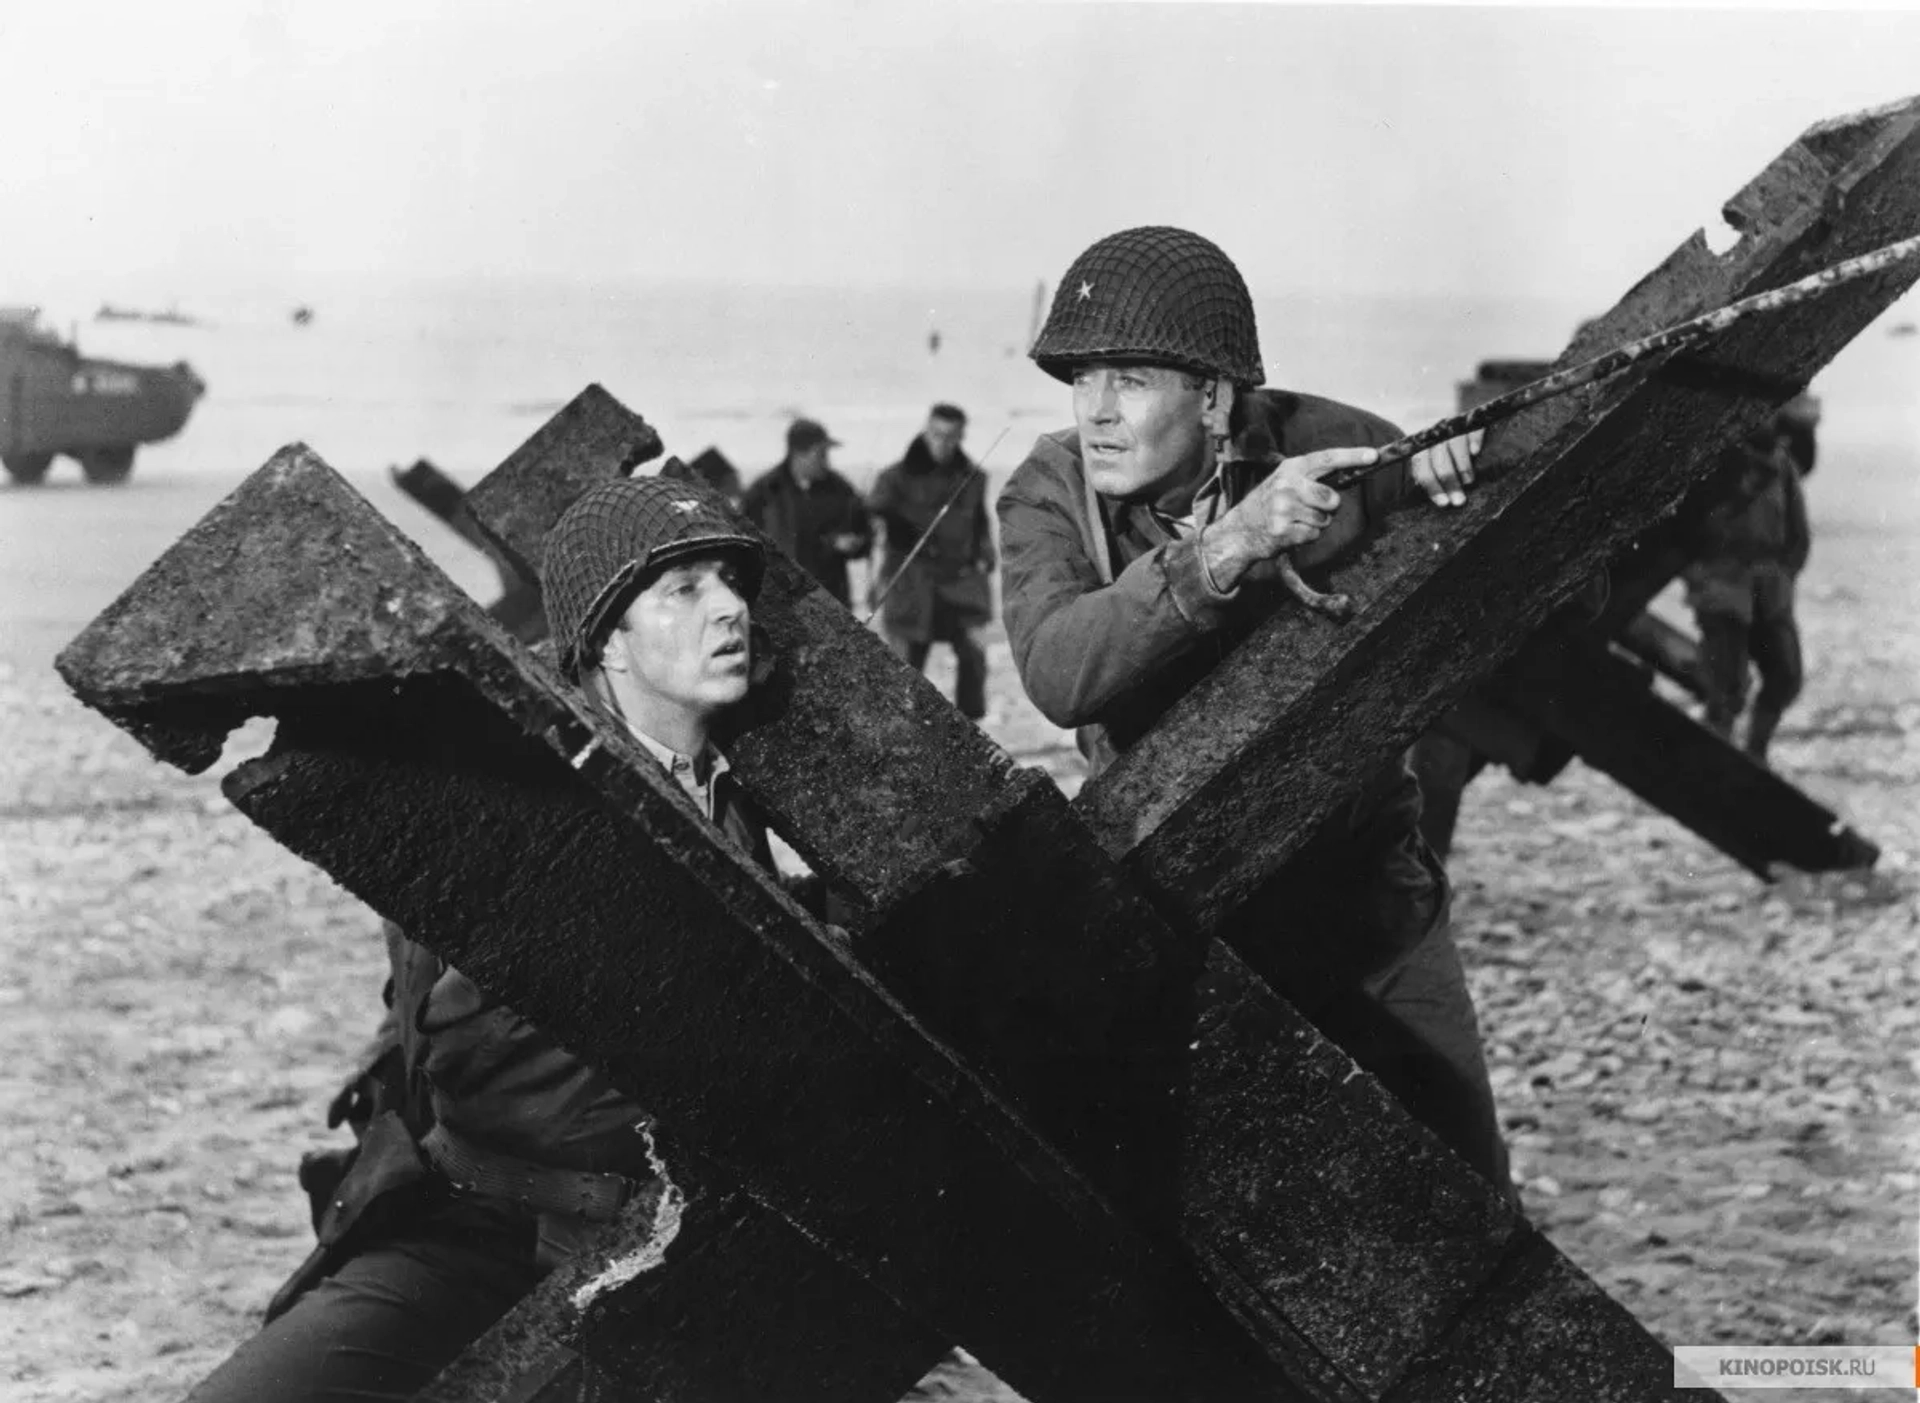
left=79, top=446, right=135, bottom=485
left=3, top=453, right=54, bottom=485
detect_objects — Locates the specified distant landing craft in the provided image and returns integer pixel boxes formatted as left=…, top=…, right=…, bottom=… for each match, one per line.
left=1889, top=320, right=1917, bottom=338
left=1, top=307, right=205, bottom=485
left=95, top=303, right=202, bottom=327
left=292, top=305, right=315, bottom=327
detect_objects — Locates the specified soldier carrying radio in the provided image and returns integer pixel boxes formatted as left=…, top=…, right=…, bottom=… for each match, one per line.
left=868, top=403, right=997, bottom=721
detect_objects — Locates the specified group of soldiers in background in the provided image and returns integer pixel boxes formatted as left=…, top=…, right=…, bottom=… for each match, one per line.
left=734, top=404, right=998, bottom=720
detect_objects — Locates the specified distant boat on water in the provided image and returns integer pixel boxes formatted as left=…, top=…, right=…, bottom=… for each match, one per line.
left=1889, top=320, right=1917, bottom=338
left=291, top=305, right=315, bottom=327
left=96, top=303, right=202, bottom=327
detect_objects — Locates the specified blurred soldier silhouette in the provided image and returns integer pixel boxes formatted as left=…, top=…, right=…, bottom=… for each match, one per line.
left=868, top=403, right=996, bottom=720
left=1681, top=398, right=1816, bottom=765
left=742, top=418, right=872, bottom=607
left=662, top=445, right=746, bottom=512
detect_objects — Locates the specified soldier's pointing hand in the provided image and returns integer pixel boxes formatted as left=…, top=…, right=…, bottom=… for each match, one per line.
left=1201, top=446, right=1378, bottom=591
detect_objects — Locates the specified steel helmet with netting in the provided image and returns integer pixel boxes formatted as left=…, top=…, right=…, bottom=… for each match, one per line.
left=541, top=474, right=765, bottom=681
left=1030, top=226, right=1265, bottom=387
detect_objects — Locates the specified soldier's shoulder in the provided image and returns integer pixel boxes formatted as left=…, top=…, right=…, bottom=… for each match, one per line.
left=1256, top=389, right=1402, bottom=451
left=1001, top=427, right=1083, bottom=504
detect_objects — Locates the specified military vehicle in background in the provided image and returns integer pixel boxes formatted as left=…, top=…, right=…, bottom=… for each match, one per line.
left=1, top=307, right=205, bottom=485
left=1456, top=357, right=1552, bottom=412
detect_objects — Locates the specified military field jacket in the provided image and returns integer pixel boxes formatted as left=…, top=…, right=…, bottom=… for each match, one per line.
left=741, top=460, right=872, bottom=607
left=995, top=388, right=1447, bottom=991
left=869, top=437, right=995, bottom=639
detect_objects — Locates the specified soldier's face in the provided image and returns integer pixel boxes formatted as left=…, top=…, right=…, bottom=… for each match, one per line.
left=1071, top=364, right=1208, bottom=499
left=791, top=444, right=829, bottom=485
left=923, top=416, right=964, bottom=464
left=603, top=555, right=753, bottom=721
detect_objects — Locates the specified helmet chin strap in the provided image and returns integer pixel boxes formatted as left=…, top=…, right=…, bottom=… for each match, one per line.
left=1202, top=378, right=1233, bottom=464
left=1197, top=378, right=1239, bottom=506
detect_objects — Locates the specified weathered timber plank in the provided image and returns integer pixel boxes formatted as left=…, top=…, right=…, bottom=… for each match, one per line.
left=391, top=457, right=546, bottom=641
left=568, top=1188, right=947, bottom=1402
left=1380, top=1234, right=1680, bottom=1403
left=465, top=384, right=664, bottom=592
left=1435, top=606, right=1871, bottom=875
left=458, top=405, right=1684, bottom=1401
left=1495, top=625, right=1878, bottom=876
left=865, top=771, right=1542, bottom=1400
left=417, top=1170, right=947, bottom=1403
left=1435, top=691, right=1572, bottom=785
left=55, top=449, right=1281, bottom=1403
left=1615, top=611, right=1705, bottom=700
left=1078, top=94, right=1920, bottom=935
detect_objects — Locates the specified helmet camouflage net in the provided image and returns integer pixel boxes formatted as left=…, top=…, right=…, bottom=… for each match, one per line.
left=1031, top=226, right=1264, bottom=386
left=541, top=475, right=764, bottom=681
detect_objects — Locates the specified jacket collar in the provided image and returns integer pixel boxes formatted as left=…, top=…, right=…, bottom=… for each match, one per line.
left=900, top=435, right=975, bottom=476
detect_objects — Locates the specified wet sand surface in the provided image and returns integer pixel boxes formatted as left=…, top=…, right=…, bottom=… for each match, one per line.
left=2, top=450, right=1914, bottom=1402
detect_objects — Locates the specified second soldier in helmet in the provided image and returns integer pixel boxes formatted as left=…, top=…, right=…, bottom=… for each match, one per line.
left=1000, top=226, right=1511, bottom=1194
left=192, top=477, right=778, bottom=1402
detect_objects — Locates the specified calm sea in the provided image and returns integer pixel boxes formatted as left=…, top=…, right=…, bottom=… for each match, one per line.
left=22, top=271, right=1920, bottom=522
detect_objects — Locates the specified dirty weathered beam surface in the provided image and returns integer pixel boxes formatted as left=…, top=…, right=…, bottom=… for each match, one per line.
left=465, top=384, right=664, bottom=594
left=415, top=1167, right=947, bottom=1403
left=1614, top=611, right=1705, bottom=699
left=1495, top=625, right=1879, bottom=877
left=450, top=388, right=1700, bottom=1402
left=461, top=392, right=1701, bottom=1403
left=54, top=449, right=1282, bottom=1403
left=1438, top=607, right=1871, bottom=874
left=1079, top=95, right=1920, bottom=933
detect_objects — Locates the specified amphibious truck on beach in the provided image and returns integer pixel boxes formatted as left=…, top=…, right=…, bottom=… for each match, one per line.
left=1, top=307, right=205, bottom=485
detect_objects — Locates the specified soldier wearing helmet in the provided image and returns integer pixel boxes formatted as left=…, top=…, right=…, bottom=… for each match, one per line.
left=195, top=475, right=775, bottom=1403
left=545, top=475, right=771, bottom=803
left=999, top=226, right=1510, bottom=1195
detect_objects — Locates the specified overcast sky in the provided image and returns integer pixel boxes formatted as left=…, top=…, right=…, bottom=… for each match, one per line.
left=4, top=2, right=1918, bottom=304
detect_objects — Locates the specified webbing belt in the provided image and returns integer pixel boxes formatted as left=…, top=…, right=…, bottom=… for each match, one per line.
left=420, top=1123, right=643, bottom=1223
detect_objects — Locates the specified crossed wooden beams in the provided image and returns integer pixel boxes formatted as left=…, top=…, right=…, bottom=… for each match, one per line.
left=55, top=93, right=1920, bottom=1401
left=1418, top=357, right=1878, bottom=876
left=1434, top=604, right=1880, bottom=877
left=1076, top=93, right=1920, bottom=929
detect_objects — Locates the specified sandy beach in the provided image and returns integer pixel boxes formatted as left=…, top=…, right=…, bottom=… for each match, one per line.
left=1, top=420, right=1915, bottom=1401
